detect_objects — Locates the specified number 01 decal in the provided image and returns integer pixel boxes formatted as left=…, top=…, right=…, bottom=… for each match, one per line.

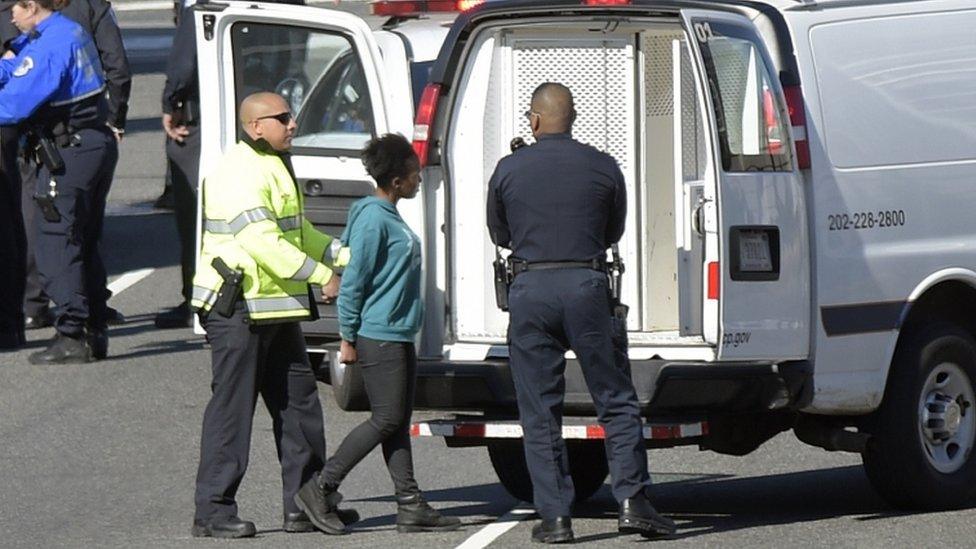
left=694, top=22, right=714, bottom=43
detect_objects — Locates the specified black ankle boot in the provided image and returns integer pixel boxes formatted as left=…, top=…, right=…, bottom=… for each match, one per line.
left=531, top=517, right=574, bottom=544
left=28, top=333, right=92, bottom=365
left=396, top=493, right=461, bottom=533
left=618, top=488, right=676, bottom=538
left=293, top=473, right=347, bottom=535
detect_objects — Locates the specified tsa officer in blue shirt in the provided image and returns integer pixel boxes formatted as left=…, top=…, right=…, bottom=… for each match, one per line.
left=0, top=0, right=118, bottom=364
left=486, top=83, right=677, bottom=543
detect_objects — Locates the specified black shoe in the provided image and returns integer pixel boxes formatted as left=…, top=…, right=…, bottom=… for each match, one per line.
left=28, top=333, right=92, bottom=365
left=190, top=516, right=256, bottom=539
left=88, top=328, right=108, bottom=360
left=293, top=474, right=346, bottom=535
left=618, top=490, right=676, bottom=538
left=396, top=493, right=462, bottom=533
left=24, top=309, right=54, bottom=330
left=105, top=307, right=125, bottom=326
left=154, top=302, right=191, bottom=329
left=531, top=517, right=574, bottom=544
left=283, top=508, right=360, bottom=533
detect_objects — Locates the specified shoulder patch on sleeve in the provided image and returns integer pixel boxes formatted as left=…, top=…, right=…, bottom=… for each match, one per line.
left=13, top=57, right=33, bottom=77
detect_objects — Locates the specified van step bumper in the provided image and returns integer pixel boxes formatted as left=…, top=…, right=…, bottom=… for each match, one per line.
left=414, top=358, right=812, bottom=415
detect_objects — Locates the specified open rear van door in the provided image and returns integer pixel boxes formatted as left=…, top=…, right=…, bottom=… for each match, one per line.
left=194, top=2, right=395, bottom=340
left=680, top=9, right=809, bottom=360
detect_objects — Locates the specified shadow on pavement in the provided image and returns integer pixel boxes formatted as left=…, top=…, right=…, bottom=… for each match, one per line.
left=348, top=482, right=516, bottom=530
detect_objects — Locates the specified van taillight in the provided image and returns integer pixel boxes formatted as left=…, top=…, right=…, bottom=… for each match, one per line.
left=707, top=261, right=720, bottom=300
left=783, top=85, right=810, bottom=169
left=372, top=0, right=484, bottom=16
left=413, top=83, right=442, bottom=167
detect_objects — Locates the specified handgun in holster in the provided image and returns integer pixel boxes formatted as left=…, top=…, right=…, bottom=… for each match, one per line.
left=493, top=248, right=513, bottom=311
left=28, top=127, right=66, bottom=223
left=211, top=257, right=245, bottom=318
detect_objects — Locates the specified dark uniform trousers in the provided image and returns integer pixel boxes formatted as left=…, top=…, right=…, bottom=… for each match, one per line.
left=195, top=304, right=326, bottom=521
left=166, top=125, right=200, bottom=305
left=35, top=128, right=117, bottom=337
left=508, top=268, right=651, bottom=519
left=0, top=126, right=26, bottom=347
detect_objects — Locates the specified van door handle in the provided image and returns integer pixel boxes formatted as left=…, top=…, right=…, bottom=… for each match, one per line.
left=692, top=197, right=711, bottom=237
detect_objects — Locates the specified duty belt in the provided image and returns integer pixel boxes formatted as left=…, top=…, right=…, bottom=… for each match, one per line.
left=510, top=258, right=607, bottom=277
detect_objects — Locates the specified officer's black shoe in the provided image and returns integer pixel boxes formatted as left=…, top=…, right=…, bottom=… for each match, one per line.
left=28, top=333, right=92, bottom=365
left=154, top=302, right=191, bottom=329
left=396, top=493, right=462, bottom=533
left=24, top=309, right=54, bottom=330
left=531, top=517, right=574, bottom=544
left=293, top=474, right=347, bottom=535
left=618, top=490, right=676, bottom=538
left=190, top=516, right=256, bottom=539
left=105, top=307, right=125, bottom=326
left=283, top=508, right=360, bottom=533
left=88, top=328, right=108, bottom=360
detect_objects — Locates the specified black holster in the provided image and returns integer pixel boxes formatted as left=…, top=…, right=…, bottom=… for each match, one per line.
left=493, top=251, right=512, bottom=312
left=211, top=257, right=245, bottom=318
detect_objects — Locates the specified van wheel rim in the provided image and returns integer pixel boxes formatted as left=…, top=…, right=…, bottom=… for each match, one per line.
left=918, top=362, right=976, bottom=474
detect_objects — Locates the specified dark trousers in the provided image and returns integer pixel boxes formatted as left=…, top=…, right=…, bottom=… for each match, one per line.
left=0, top=127, right=26, bottom=347
left=34, top=128, right=117, bottom=337
left=21, top=157, right=49, bottom=318
left=166, top=126, right=200, bottom=305
left=507, top=269, right=651, bottom=519
left=195, top=307, right=326, bottom=521
left=320, top=337, right=421, bottom=498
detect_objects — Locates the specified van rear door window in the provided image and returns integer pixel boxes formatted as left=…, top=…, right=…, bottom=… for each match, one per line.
left=695, top=22, right=792, bottom=172
left=230, top=22, right=375, bottom=154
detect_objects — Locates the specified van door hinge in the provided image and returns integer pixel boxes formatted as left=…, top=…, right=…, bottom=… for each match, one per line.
left=203, top=14, right=216, bottom=41
left=693, top=196, right=712, bottom=237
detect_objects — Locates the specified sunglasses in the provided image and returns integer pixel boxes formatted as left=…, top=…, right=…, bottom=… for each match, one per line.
left=256, top=112, right=293, bottom=125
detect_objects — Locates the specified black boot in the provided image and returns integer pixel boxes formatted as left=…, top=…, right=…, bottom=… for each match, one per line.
left=190, top=516, right=256, bottom=538
left=154, top=302, right=191, bottom=329
left=396, top=493, right=462, bottom=533
left=531, top=517, right=574, bottom=544
left=293, top=473, right=347, bottom=535
left=618, top=489, right=676, bottom=538
left=28, top=333, right=92, bottom=365
left=283, top=508, right=360, bottom=533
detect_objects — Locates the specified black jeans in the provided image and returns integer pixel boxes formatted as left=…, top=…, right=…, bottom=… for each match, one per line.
left=194, top=306, right=326, bottom=521
left=320, top=337, right=421, bottom=498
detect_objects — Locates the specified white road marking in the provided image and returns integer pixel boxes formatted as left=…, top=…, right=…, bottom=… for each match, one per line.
left=107, top=268, right=155, bottom=296
left=455, top=505, right=535, bottom=549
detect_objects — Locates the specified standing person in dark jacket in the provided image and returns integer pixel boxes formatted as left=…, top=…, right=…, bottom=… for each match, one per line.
left=0, top=0, right=130, bottom=331
left=294, top=135, right=461, bottom=536
left=486, top=83, right=676, bottom=543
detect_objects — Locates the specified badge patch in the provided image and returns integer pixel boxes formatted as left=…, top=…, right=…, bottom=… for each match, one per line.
left=13, top=56, right=33, bottom=77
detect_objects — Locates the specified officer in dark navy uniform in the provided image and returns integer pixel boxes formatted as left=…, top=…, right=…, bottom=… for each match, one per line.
left=1, top=0, right=130, bottom=331
left=0, top=0, right=117, bottom=363
left=487, top=83, right=677, bottom=543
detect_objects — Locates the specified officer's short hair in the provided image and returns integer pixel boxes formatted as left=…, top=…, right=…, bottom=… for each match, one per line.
left=361, top=134, right=417, bottom=190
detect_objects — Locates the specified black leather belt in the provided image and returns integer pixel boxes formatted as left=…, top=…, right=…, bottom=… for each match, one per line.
left=511, top=258, right=607, bottom=277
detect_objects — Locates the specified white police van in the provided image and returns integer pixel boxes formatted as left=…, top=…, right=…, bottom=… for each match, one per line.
left=197, top=0, right=976, bottom=510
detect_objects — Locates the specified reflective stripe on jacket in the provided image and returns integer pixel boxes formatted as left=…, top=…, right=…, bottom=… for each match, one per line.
left=191, top=139, right=348, bottom=322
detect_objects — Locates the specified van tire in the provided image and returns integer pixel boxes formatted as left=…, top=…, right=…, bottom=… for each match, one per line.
left=486, top=440, right=609, bottom=504
left=330, top=358, right=370, bottom=411
left=862, top=322, right=976, bottom=510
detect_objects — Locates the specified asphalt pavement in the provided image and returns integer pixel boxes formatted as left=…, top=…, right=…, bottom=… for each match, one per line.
left=1, top=3, right=974, bottom=548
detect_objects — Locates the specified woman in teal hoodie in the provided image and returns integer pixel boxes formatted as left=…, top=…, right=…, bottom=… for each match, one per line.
left=295, top=134, right=460, bottom=535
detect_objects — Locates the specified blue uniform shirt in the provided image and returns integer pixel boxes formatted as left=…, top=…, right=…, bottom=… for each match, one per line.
left=0, top=12, right=105, bottom=125
left=487, top=132, right=627, bottom=262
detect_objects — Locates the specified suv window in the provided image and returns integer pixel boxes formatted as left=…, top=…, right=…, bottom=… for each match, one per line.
left=694, top=21, right=792, bottom=172
left=231, top=22, right=375, bottom=153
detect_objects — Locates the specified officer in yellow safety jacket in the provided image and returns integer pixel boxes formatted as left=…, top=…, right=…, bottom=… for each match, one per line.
left=189, top=92, right=357, bottom=539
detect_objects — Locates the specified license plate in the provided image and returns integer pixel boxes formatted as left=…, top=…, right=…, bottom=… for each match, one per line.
left=739, top=230, right=773, bottom=272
